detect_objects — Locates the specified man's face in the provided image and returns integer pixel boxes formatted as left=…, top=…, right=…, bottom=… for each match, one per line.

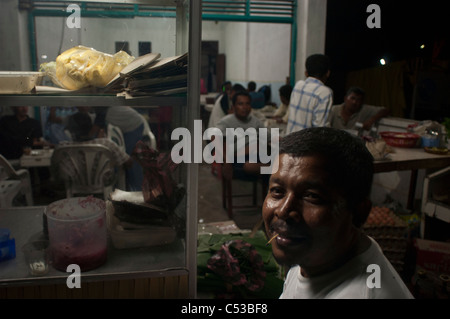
left=262, top=153, right=354, bottom=271
left=344, top=92, right=364, bottom=114
left=233, top=95, right=252, bottom=121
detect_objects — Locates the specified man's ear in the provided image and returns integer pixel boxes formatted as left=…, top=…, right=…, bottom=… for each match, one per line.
left=353, top=198, right=372, bottom=228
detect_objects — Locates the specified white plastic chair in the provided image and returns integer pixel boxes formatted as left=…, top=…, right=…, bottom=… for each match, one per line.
left=0, top=154, right=34, bottom=206
left=107, top=123, right=126, bottom=152
left=51, top=144, right=120, bottom=200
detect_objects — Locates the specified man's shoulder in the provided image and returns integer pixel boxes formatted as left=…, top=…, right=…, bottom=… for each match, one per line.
left=219, top=113, right=236, bottom=123
left=331, top=103, right=343, bottom=111
left=294, top=78, right=332, bottom=94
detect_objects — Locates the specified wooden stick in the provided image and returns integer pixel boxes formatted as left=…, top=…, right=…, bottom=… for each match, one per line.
left=266, top=233, right=278, bottom=246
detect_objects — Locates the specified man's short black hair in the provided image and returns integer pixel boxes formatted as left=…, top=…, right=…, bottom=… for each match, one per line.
left=279, top=127, right=374, bottom=226
left=346, top=86, right=366, bottom=97
left=305, top=54, right=331, bottom=78
left=279, top=84, right=293, bottom=100
left=248, top=81, right=256, bottom=91
left=232, top=90, right=251, bottom=105
left=232, top=83, right=246, bottom=93
left=67, top=112, right=93, bottom=142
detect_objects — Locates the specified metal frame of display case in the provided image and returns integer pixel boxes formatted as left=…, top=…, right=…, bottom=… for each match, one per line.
left=0, top=0, right=201, bottom=298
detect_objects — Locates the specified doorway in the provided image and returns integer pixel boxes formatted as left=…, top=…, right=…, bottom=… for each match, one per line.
left=201, top=41, right=225, bottom=93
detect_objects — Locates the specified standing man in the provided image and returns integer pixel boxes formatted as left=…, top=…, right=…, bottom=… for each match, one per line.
left=286, top=54, right=333, bottom=133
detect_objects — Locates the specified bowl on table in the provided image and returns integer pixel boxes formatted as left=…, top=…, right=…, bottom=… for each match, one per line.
left=379, top=131, right=420, bottom=148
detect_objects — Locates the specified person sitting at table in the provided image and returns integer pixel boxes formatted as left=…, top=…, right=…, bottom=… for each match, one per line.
left=208, top=83, right=246, bottom=129
left=89, top=106, right=148, bottom=190
left=272, top=84, right=293, bottom=124
left=326, top=87, right=389, bottom=132
left=247, top=81, right=266, bottom=109
left=66, top=111, right=133, bottom=170
left=214, top=90, right=270, bottom=180
left=45, top=106, right=78, bottom=144
left=0, top=106, right=48, bottom=160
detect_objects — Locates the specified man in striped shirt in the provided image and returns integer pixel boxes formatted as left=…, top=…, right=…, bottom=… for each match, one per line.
left=286, top=54, right=333, bottom=134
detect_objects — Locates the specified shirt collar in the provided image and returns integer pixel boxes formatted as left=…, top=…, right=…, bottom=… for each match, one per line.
left=305, top=77, right=325, bottom=85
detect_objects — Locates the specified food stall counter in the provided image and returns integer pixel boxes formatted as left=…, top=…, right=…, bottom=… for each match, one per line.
left=0, top=206, right=188, bottom=298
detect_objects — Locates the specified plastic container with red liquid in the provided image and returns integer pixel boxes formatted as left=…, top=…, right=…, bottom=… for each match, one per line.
left=45, top=197, right=107, bottom=272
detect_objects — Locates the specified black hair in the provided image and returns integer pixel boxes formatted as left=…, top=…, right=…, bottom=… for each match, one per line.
left=231, top=90, right=251, bottom=105
left=222, top=81, right=231, bottom=92
left=247, top=81, right=256, bottom=91
left=67, top=112, right=93, bottom=142
left=305, top=54, right=331, bottom=78
left=346, top=86, right=366, bottom=97
left=279, top=127, right=374, bottom=226
left=279, top=84, right=293, bottom=100
left=232, top=83, right=246, bottom=93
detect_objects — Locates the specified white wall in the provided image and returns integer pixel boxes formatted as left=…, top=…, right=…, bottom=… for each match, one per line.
left=34, top=16, right=177, bottom=68
left=295, top=0, right=328, bottom=81
left=0, top=0, right=31, bottom=71
left=202, top=20, right=291, bottom=105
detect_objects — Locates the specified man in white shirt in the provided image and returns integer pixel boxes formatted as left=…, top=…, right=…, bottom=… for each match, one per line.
left=286, top=54, right=333, bottom=133
left=214, top=90, right=267, bottom=178
left=262, top=127, right=414, bottom=299
left=208, top=83, right=245, bottom=129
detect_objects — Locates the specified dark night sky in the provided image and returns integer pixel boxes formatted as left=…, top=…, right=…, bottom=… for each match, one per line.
left=324, top=0, right=450, bottom=107
left=325, top=0, right=449, bottom=71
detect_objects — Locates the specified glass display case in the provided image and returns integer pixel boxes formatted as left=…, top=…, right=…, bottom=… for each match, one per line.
left=0, top=0, right=200, bottom=298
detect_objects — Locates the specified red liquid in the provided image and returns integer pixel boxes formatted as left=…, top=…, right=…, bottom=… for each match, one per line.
left=51, top=244, right=107, bottom=272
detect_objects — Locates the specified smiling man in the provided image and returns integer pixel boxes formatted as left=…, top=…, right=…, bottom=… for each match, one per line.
left=262, top=127, right=413, bottom=299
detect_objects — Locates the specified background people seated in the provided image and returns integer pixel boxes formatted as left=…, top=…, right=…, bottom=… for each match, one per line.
left=272, top=84, right=293, bottom=123
left=326, top=86, right=389, bottom=132
left=66, top=112, right=132, bottom=168
left=214, top=90, right=269, bottom=179
left=0, top=106, right=46, bottom=159
left=247, top=81, right=266, bottom=109
left=208, top=83, right=246, bottom=129
left=45, top=106, right=78, bottom=144
left=91, top=106, right=147, bottom=190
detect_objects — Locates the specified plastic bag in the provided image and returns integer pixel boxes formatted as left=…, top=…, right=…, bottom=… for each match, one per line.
left=40, top=45, right=134, bottom=90
left=366, top=138, right=389, bottom=160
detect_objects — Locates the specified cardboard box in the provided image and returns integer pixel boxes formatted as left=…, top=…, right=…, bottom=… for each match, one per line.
left=415, top=238, right=450, bottom=274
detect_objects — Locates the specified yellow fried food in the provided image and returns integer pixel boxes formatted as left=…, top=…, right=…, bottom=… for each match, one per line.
left=55, top=45, right=134, bottom=90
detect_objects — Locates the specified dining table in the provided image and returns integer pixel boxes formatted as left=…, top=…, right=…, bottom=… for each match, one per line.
left=19, top=149, right=53, bottom=168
